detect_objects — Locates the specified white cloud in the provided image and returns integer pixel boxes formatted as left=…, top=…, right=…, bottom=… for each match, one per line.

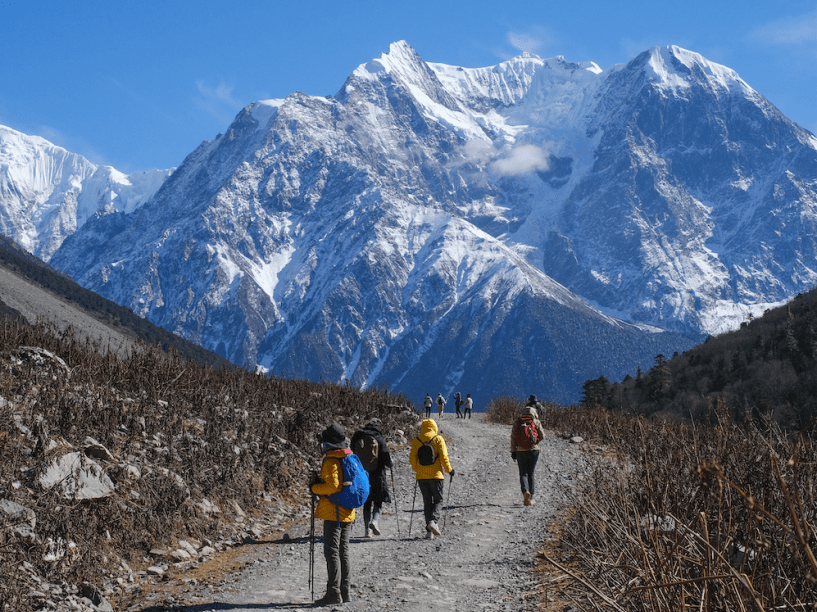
left=462, top=139, right=495, bottom=165
left=506, top=26, right=558, bottom=57
left=490, top=144, right=551, bottom=177
left=749, top=11, right=817, bottom=46
left=194, top=80, right=244, bottom=125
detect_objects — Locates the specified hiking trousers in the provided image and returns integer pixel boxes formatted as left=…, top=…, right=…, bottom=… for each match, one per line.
left=323, top=520, right=351, bottom=598
left=363, top=497, right=382, bottom=530
left=516, top=450, right=540, bottom=497
left=418, top=479, right=445, bottom=525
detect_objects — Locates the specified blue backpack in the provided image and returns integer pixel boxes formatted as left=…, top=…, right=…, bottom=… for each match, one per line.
left=327, top=453, right=370, bottom=515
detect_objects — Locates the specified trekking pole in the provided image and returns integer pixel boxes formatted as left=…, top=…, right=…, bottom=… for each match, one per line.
left=408, top=479, right=418, bottom=538
left=443, top=472, right=454, bottom=530
left=389, top=464, right=400, bottom=541
left=309, top=493, right=316, bottom=602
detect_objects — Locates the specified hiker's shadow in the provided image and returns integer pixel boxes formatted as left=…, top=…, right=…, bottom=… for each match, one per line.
left=404, top=502, right=504, bottom=512
left=240, top=534, right=310, bottom=546
left=139, top=602, right=312, bottom=611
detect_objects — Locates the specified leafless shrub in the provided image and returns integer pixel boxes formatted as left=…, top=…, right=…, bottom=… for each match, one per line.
left=483, top=395, right=524, bottom=423
left=538, top=402, right=817, bottom=610
left=0, top=316, right=417, bottom=609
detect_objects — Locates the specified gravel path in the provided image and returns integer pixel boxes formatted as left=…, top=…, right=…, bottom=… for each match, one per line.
left=142, top=416, right=585, bottom=611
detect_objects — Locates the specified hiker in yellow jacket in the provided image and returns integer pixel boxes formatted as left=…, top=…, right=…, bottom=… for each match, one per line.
left=409, top=419, right=454, bottom=539
left=310, top=423, right=355, bottom=605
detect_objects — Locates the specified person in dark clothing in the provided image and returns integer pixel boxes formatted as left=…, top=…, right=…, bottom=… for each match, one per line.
left=510, top=404, right=545, bottom=506
left=350, top=419, right=393, bottom=537
left=454, top=392, right=463, bottom=418
left=423, top=393, right=433, bottom=418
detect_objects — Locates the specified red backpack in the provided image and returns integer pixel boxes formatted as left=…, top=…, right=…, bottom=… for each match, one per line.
left=515, top=415, right=539, bottom=450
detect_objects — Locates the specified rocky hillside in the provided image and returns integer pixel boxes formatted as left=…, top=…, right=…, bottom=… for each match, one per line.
left=0, top=234, right=231, bottom=367
left=0, top=315, right=418, bottom=612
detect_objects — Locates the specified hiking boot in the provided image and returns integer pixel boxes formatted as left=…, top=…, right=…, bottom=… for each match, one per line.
left=524, top=492, right=532, bottom=506
left=425, top=530, right=435, bottom=540
left=369, top=520, right=380, bottom=536
left=428, top=521, right=441, bottom=536
left=364, top=529, right=371, bottom=538
left=341, top=586, right=351, bottom=603
left=314, top=591, right=343, bottom=606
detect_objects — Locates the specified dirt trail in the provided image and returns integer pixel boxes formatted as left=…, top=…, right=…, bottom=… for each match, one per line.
left=142, top=416, right=586, bottom=611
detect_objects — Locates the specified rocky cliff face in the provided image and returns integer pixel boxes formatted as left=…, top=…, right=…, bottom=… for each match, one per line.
left=27, top=42, right=817, bottom=402
left=0, top=126, right=170, bottom=261
left=542, top=46, right=817, bottom=335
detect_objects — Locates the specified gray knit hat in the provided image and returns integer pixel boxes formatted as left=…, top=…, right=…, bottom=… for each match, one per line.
left=320, top=423, right=347, bottom=451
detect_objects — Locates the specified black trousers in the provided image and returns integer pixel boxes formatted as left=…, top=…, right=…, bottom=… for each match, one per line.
left=516, top=450, right=540, bottom=496
left=323, top=520, right=351, bottom=597
left=417, top=479, right=444, bottom=524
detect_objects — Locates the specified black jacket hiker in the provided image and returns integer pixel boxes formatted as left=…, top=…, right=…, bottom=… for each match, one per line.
left=351, top=421, right=393, bottom=536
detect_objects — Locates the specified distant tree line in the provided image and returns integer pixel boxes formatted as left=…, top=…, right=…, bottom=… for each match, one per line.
left=581, top=288, right=817, bottom=430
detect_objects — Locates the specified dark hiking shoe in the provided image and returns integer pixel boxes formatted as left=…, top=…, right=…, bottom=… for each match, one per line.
left=341, top=588, right=351, bottom=603
left=314, top=592, right=343, bottom=606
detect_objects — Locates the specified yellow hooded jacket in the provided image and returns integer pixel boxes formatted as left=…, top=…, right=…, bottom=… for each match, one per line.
left=310, top=449, right=356, bottom=522
left=409, top=419, right=453, bottom=480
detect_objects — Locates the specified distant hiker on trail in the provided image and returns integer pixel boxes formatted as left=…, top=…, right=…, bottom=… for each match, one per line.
left=423, top=393, right=433, bottom=418
left=436, top=393, right=446, bottom=418
left=409, top=419, right=454, bottom=539
left=454, top=391, right=463, bottom=418
left=510, top=402, right=545, bottom=507
left=526, top=393, right=546, bottom=428
left=526, top=394, right=544, bottom=414
left=464, top=393, right=473, bottom=419
left=310, top=423, right=356, bottom=605
left=351, top=419, right=392, bottom=538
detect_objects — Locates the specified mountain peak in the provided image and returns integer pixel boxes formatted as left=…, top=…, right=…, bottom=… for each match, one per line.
left=8, top=41, right=817, bottom=404
left=642, top=45, right=751, bottom=95
left=351, top=40, right=426, bottom=80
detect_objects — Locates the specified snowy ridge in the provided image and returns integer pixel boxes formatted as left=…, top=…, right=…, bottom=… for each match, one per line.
left=0, top=125, right=172, bottom=260
left=11, top=41, right=817, bottom=403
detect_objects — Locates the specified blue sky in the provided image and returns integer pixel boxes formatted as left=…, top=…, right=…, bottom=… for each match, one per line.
left=1, top=0, right=814, bottom=173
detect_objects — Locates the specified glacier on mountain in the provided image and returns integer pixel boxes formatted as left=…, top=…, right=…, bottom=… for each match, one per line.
left=0, top=125, right=171, bottom=261
left=7, top=41, right=817, bottom=403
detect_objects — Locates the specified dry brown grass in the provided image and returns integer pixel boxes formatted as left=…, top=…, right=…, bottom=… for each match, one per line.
left=0, top=317, right=417, bottom=611
left=561, top=413, right=815, bottom=609
left=486, top=397, right=817, bottom=610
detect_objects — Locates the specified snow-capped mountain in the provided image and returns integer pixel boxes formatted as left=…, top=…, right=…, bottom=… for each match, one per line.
left=544, top=46, right=817, bottom=336
left=0, top=126, right=171, bottom=260
left=27, top=42, right=817, bottom=402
